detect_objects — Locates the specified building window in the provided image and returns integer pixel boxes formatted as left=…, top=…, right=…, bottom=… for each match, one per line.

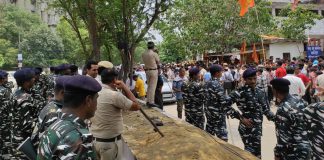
left=275, top=8, right=282, bottom=16
left=283, top=53, right=291, bottom=61
left=309, top=10, right=319, bottom=15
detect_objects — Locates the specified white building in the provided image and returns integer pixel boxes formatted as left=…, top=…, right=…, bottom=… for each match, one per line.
left=270, top=0, right=324, bottom=50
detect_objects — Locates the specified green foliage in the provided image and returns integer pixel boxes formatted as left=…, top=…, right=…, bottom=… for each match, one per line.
left=277, top=6, right=323, bottom=40
left=20, top=26, right=64, bottom=67
left=56, top=18, right=90, bottom=65
left=156, top=0, right=275, bottom=60
left=0, top=39, right=18, bottom=68
left=0, top=4, right=64, bottom=67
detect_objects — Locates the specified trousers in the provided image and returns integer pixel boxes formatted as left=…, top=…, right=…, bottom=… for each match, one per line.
left=94, top=139, right=123, bottom=160
left=145, top=70, right=158, bottom=104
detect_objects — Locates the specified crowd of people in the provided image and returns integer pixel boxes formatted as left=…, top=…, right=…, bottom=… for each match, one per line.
left=0, top=40, right=323, bottom=160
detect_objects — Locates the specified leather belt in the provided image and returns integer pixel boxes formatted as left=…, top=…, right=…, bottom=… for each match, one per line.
left=94, top=135, right=121, bottom=142
left=144, top=68, right=157, bottom=71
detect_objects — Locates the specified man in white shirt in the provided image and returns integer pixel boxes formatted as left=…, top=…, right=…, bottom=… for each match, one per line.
left=283, top=66, right=306, bottom=97
left=221, top=67, right=234, bottom=95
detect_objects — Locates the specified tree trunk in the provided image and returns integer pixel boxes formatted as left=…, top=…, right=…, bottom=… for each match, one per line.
left=87, top=0, right=100, bottom=61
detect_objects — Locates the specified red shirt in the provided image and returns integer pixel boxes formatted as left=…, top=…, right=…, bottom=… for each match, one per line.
left=297, top=73, right=310, bottom=85
left=275, top=67, right=287, bottom=78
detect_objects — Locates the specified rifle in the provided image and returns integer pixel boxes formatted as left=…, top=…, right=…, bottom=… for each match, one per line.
left=140, top=108, right=164, bottom=137
left=17, top=137, right=37, bottom=160
left=137, top=99, right=164, bottom=137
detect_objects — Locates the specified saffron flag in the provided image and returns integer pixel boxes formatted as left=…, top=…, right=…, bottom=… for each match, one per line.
left=252, top=43, right=259, bottom=64
left=239, top=0, right=255, bottom=17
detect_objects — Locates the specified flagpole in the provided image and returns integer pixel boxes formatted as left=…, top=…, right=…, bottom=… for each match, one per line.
left=253, top=6, right=267, bottom=64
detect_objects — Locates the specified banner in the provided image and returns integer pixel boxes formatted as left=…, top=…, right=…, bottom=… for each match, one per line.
left=307, top=46, right=323, bottom=59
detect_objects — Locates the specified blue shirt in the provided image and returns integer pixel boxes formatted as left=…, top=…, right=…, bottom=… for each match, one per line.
left=204, top=72, right=211, bottom=82
left=173, top=76, right=187, bottom=100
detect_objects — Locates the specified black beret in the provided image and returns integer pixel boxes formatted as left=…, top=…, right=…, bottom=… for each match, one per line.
left=56, top=64, right=71, bottom=71
left=243, top=68, right=257, bottom=79
left=210, top=65, right=223, bottom=73
left=0, top=70, right=8, bottom=79
left=64, top=75, right=101, bottom=94
left=34, top=67, right=43, bottom=75
left=189, top=67, right=200, bottom=75
left=55, top=76, right=69, bottom=89
left=14, top=68, right=35, bottom=83
left=270, top=78, right=291, bottom=87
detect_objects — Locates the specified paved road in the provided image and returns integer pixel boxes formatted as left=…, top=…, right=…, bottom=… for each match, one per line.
left=163, top=103, right=277, bottom=160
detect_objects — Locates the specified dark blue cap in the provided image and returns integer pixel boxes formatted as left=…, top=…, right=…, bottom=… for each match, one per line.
left=56, top=64, right=71, bottom=71
left=243, top=68, right=256, bottom=79
left=0, top=70, right=8, bottom=79
left=189, top=67, right=200, bottom=75
left=34, top=67, right=43, bottom=75
left=64, top=75, right=101, bottom=94
left=55, top=75, right=69, bottom=89
left=14, top=68, right=35, bottom=83
left=210, top=65, right=223, bottom=74
left=270, top=78, right=290, bottom=87
left=270, top=78, right=290, bottom=92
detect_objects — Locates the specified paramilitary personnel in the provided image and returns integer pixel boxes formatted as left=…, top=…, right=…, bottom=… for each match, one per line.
left=31, top=76, right=66, bottom=148
left=37, top=75, right=101, bottom=159
left=303, top=102, right=324, bottom=160
left=205, top=65, right=241, bottom=141
left=271, top=78, right=311, bottom=160
left=31, top=67, right=47, bottom=115
left=182, top=67, right=205, bottom=129
left=229, top=68, right=275, bottom=158
left=11, top=68, right=37, bottom=159
left=0, top=70, right=12, bottom=160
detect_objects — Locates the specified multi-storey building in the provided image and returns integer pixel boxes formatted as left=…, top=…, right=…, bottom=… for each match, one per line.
left=0, top=0, right=59, bottom=31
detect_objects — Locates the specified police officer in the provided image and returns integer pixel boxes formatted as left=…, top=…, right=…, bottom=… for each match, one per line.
left=31, top=76, right=66, bottom=148
left=90, top=68, right=140, bottom=160
left=142, top=41, right=160, bottom=107
left=303, top=102, right=324, bottom=159
left=205, top=65, right=241, bottom=141
left=271, top=78, right=311, bottom=160
left=0, top=70, right=12, bottom=159
left=229, top=68, right=275, bottom=158
left=11, top=68, right=37, bottom=159
left=37, top=75, right=101, bottom=159
left=182, top=68, right=205, bottom=129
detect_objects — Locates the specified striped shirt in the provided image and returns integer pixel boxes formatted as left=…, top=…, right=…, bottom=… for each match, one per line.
left=283, top=74, right=306, bottom=97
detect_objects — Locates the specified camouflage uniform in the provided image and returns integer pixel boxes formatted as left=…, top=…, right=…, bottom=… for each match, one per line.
left=274, top=95, right=311, bottom=159
left=11, top=88, right=37, bottom=159
left=31, top=75, right=48, bottom=114
left=182, top=80, right=205, bottom=129
left=229, top=85, right=275, bottom=158
left=302, top=102, right=324, bottom=160
left=205, top=77, right=240, bottom=140
left=0, top=83, right=12, bottom=159
left=37, top=112, right=96, bottom=160
left=32, top=100, right=63, bottom=149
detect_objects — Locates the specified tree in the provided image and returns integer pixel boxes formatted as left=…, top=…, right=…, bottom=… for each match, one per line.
left=0, top=4, right=64, bottom=67
left=53, top=0, right=173, bottom=80
left=0, top=39, right=18, bottom=68
left=156, top=0, right=275, bottom=60
left=20, top=26, right=64, bottom=67
left=277, top=6, right=322, bottom=40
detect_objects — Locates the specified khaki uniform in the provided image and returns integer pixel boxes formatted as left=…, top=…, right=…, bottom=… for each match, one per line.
left=90, top=84, right=133, bottom=160
left=142, top=49, right=160, bottom=104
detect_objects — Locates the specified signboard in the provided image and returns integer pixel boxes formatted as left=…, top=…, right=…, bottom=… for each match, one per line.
left=307, top=46, right=323, bottom=59
left=17, top=53, right=23, bottom=61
